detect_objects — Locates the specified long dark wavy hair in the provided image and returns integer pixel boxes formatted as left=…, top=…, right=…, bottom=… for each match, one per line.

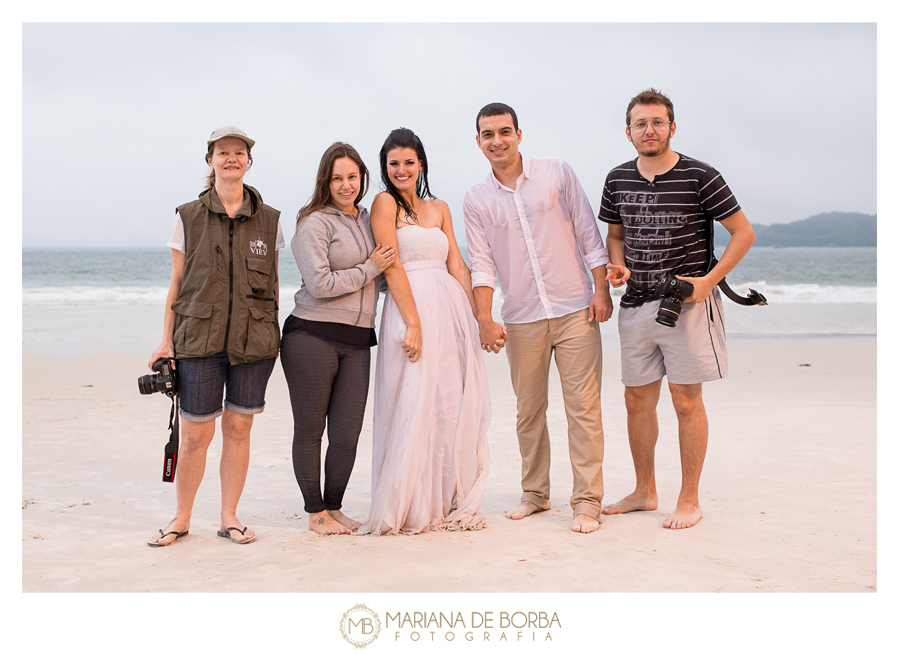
left=297, top=142, right=370, bottom=224
left=379, top=128, right=435, bottom=223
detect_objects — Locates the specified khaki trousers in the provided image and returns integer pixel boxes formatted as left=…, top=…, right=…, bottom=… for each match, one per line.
left=504, top=308, right=604, bottom=519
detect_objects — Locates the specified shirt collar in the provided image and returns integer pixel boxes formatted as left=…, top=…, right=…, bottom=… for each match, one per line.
left=489, top=154, right=530, bottom=190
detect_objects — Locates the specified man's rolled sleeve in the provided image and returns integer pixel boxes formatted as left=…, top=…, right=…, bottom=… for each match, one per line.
left=463, top=192, right=497, bottom=289
left=560, top=159, right=610, bottom=270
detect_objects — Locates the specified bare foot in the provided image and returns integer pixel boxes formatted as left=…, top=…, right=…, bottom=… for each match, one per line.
left=601, top=492, right=659, bottom=515
left=329, top=510, right=361, bottom=532
left=147, top=518, right=189, bottom=547
left=309, top=511, right=351, bottom=535
left=663, top=503, right=703, bottom=529
left=506, top=500, right=551, bottom=520
left=571, top=513, right=600, bottom=534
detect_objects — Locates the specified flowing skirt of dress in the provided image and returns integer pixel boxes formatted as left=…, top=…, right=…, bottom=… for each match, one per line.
left=358, top=259, right=490, bottom=535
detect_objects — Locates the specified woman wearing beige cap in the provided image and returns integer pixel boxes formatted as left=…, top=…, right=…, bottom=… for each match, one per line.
left=147, top=126, right=284, bottom=547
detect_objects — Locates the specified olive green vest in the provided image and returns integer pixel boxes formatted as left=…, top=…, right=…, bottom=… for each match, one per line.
left=173, top=184, right=281, bottom=364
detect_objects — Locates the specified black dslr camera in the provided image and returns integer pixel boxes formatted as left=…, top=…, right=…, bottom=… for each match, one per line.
left=655, top=276, right=695, bottom=327
left=138, top=358, right=177, bottom=398
left=139, top=357, right=180, bottom=483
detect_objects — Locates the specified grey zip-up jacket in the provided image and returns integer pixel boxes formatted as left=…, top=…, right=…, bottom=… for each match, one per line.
left=289, top=205, right=381, bottom=327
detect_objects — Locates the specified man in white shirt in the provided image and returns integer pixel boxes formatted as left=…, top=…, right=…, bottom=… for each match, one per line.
left=463, top=103, right=613, bottom=534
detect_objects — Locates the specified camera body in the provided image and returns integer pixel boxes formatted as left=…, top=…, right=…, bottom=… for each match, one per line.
left=655, top=276, right=695, bottom=327
left=138, top=358, right=178, bottom=398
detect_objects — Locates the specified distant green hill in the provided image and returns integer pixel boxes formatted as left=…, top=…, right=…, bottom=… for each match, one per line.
left=715, top=212, right=876, bottom=247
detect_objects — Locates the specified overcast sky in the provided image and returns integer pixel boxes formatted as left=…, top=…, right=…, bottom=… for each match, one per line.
left=21, top=21, right=876, bottom=249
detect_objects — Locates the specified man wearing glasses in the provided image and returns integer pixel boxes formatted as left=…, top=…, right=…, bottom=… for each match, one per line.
left=598, top=88, right=756, bottom=529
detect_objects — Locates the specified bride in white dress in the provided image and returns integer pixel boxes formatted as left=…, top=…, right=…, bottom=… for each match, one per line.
left=357, top=128, right=490, bottom=535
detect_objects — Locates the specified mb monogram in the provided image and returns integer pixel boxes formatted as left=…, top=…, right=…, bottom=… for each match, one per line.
left=340, top=604, right=381, bottom=648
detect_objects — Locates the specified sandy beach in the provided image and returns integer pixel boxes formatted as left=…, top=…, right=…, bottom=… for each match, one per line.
left=22, top=334, right=876, bottom=594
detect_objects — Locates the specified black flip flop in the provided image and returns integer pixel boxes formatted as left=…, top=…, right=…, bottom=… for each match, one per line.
left=217, top=526, right=257, bottom=544
left=147, top=528, right=188, bottom=548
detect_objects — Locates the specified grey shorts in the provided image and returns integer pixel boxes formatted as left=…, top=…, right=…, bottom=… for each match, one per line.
left=618, top=289, right=727, bottom=387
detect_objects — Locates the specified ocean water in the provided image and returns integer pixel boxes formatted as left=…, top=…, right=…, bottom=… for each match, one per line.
left=21, top=246, right=877, bottom=354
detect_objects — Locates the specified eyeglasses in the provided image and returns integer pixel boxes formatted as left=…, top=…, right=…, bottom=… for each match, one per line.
left=629, top=118, right=672, bottom=133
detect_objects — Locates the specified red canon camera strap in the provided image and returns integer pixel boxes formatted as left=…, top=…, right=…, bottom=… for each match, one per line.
left=162, top=394, right=179, bottom=483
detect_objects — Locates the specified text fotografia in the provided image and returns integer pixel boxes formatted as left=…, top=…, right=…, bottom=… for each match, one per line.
left=386, top=611, right=561, bottom=642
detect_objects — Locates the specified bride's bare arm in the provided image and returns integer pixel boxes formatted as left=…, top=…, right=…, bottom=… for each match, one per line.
left=438, top=200, right=477, bottom=315
left=371, top=193, right=421, bottom=362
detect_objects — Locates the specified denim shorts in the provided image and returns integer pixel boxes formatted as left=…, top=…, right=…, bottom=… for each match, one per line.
left=175, top=351, right=277, bottom=422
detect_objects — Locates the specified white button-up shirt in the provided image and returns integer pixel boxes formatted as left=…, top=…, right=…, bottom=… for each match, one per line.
left=463, top=156, right=610, bottom=324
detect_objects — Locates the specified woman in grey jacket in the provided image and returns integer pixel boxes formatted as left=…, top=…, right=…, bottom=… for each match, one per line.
left=281, top=142, right=395, bottom=535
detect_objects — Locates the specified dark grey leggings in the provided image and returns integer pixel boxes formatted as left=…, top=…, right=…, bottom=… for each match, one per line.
left=279, top=330, right=370, bottom=514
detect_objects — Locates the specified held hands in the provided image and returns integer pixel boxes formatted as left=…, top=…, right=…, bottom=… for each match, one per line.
left=370, top=243, right=396, bottom=273
left=148, top=339, right=175, bottom=369
left=676, top=274, right=716, bottom=304
left=402, top=325, right=422, bottom=362
left=605, top=263, right=630, bottom=288
left=479, top=320, right=507, bottom=353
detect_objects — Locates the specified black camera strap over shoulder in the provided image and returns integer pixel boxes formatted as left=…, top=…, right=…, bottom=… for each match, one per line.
left=162, top=394, right=179, bottom=483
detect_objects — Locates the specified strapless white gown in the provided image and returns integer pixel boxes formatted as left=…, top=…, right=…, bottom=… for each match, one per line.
left=358, top=225, right=490, bottom=534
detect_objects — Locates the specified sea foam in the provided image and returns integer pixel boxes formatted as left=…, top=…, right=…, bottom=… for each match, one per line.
left=22, top=286, right=171, bottom=306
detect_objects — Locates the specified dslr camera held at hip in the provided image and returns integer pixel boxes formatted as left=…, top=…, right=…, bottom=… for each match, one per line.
left=655, top=276, right=695, bottom=328
left=138, top=357, right=178, bottom=397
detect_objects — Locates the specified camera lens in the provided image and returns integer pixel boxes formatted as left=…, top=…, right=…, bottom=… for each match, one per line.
left=656, top=298, right=682, bottom=327
left=137, top=373, right=158, bottom=395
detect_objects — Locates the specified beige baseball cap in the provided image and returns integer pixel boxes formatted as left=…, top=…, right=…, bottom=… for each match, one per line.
left=207, top=125, right=256, bottom=149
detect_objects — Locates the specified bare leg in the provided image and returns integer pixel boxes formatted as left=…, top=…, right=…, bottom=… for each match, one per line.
left=148, top=417, right=216, bottom=545
left=506, top=500, right=551, bottom=520
left=309, top=511, right=351, bottom=535
left=602, top=379, right=662, bottom=515
left=218, top=410, right=256, bottom=541
left=663, top=383, right=706, bottom=529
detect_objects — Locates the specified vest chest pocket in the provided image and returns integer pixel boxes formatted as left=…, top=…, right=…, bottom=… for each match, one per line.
left=172, top=301, right=213, bottom=357
left=246, top=256, right=272, bottom=294
left=244, top=306, right=279, bottom=360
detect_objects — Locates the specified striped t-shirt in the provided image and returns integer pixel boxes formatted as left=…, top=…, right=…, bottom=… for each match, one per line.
left=597, top=153, right=740, bottom=307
